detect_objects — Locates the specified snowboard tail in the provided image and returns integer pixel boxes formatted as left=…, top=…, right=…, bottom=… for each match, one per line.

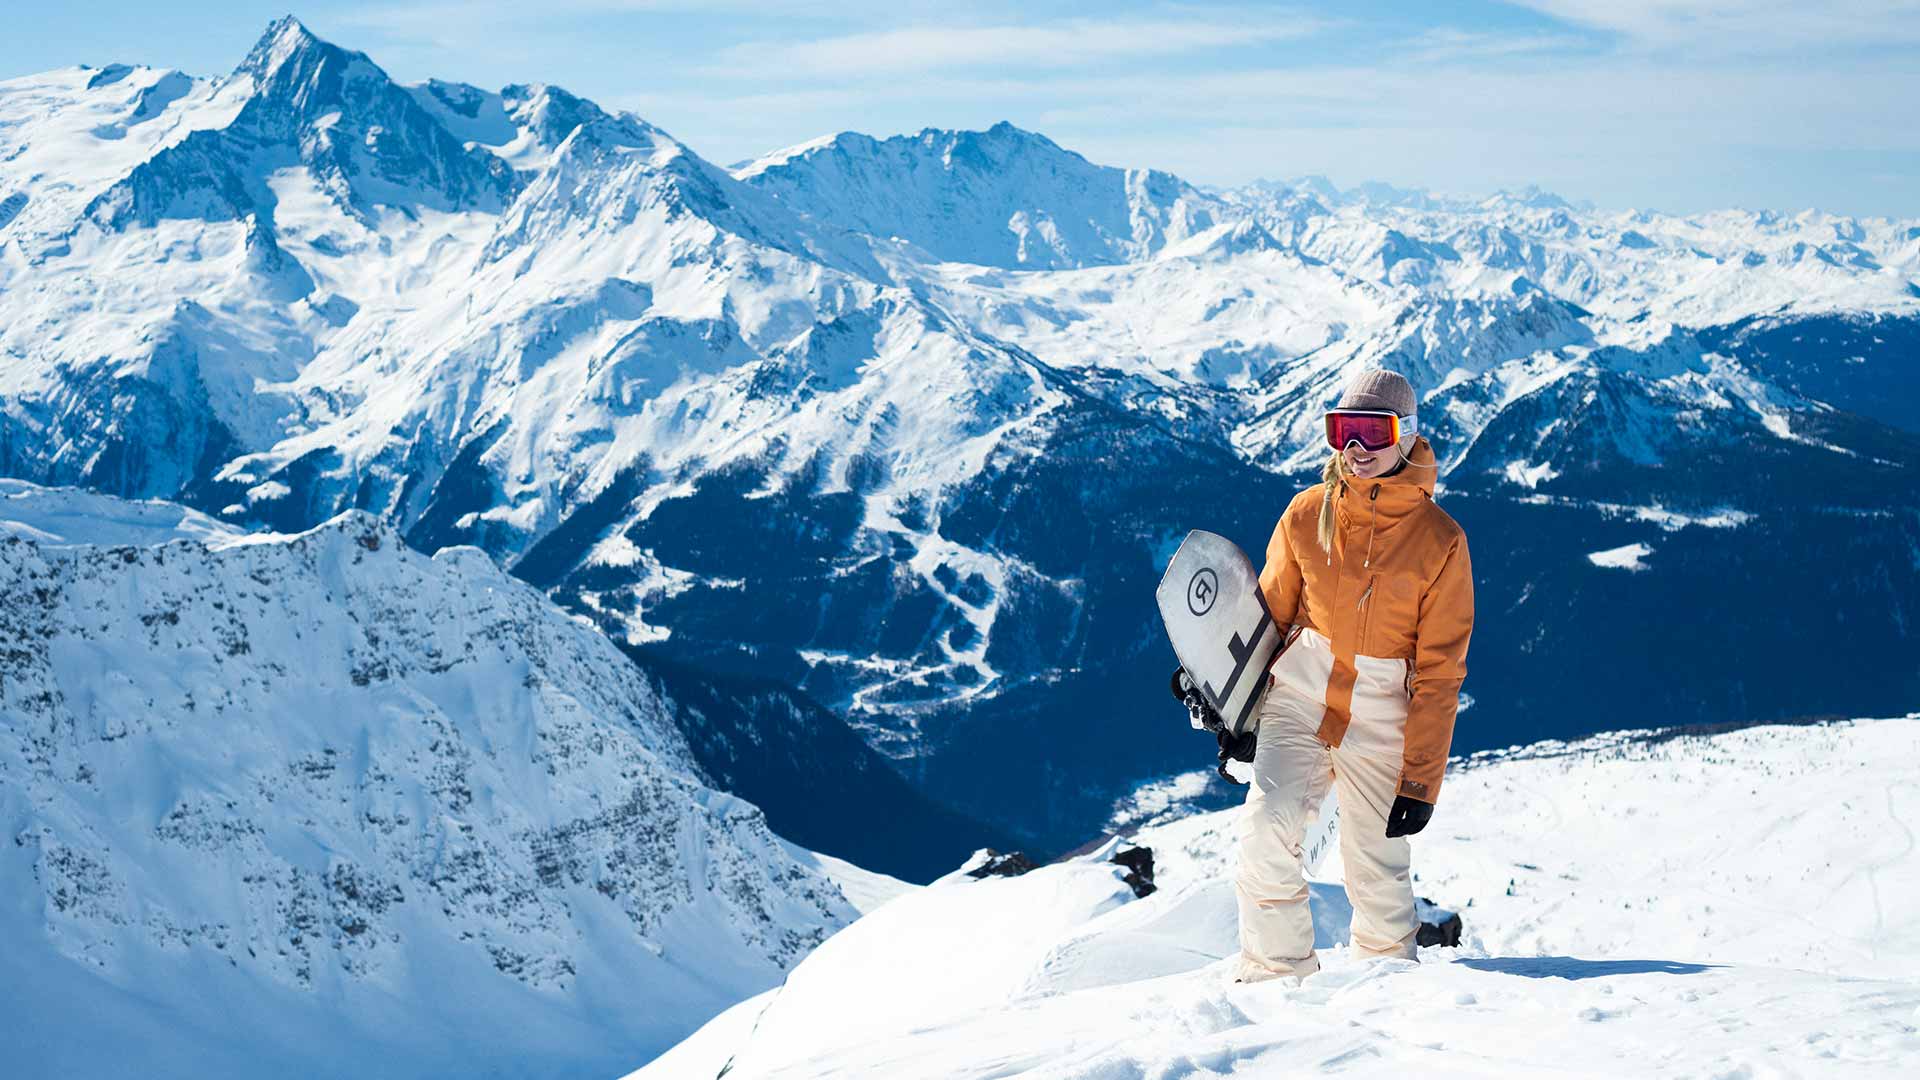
left=1154, top=530, right=1283, bottom=737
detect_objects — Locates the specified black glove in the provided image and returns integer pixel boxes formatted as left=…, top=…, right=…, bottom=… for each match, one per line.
left=1384, top=795, right=1433, bottom=838
left=1216, top=726, right=1256, bottom=763
left=1173, top=667, right=1256, bottom=784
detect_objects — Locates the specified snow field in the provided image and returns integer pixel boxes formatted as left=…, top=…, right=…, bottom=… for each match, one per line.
left=638, top=717, right=1920, bottom=1078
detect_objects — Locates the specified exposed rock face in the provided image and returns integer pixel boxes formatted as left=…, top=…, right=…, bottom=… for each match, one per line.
left=1109, top=846, right=1157, bottom=899
left=1417, top=897, right=1465, bottom=948
left=965, top=850, right=1041, bottom=879
left=0, top=500, right=859, bottom=1071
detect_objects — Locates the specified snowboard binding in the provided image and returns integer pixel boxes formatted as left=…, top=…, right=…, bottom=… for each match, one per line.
left=1170, top=667, right=1256, bottom=784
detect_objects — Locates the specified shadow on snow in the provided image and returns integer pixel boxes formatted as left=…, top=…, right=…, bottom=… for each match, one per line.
left=1457, top=956, right=1719, bottom=980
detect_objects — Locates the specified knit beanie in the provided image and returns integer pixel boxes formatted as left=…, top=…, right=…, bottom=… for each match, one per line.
left=1336, top=368, right=1418, bottom=420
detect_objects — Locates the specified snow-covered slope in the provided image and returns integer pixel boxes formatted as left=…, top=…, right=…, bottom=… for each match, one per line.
left=0, top=476, right=248, bottom=546
left=0, top=485, right=863, bottom=1077
left=1232, top=176, right=1920, bottom=328
left=639, top=716, right=1920, bottom=1078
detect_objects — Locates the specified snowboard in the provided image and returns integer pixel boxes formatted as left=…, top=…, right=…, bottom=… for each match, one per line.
left=1155, top=530, right=1283, bottom=737
left=1157, top=529, right=1338, bottom=875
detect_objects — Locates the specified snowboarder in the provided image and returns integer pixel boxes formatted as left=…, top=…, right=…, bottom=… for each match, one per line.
left=1234, top=368, right=1474, bottom=981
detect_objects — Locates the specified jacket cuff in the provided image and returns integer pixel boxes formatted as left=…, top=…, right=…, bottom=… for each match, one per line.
left=1395, top=773, right=1437, bottom=802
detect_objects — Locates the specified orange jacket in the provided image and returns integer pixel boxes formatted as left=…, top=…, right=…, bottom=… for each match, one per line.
left=1257, top=437, right=1474, bottom=802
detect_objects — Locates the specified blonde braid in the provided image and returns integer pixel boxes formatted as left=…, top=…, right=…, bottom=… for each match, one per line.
left=1316, top=450, right=1346, bottom=554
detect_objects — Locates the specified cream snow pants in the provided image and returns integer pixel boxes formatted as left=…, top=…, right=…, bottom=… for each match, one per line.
left=1235, top=678, right=1419, bottom=981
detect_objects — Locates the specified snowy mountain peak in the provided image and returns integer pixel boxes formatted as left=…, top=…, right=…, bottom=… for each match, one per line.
left=924, top=119, right=1067, bottom=165
left=234, top=14, right=327, bottom=82
left=738, top=121, right=1216, bottom=269
left=86, top=17, right=516, bottom=231
left=1348, top=179, right=1437, bottom=208
left=501, top=81, right=659, bottom=153
left=739, top=122, right=1077, bottom=182
left=1253, top=176, right=1438, bottom=209
left=1157, top=216, right=1286, bottom=262
left=1282, top=173, right=1341, bottom=201
left=1479, top=183, right=1575, bottom=212
left=399, top=77, right=656, bottom=176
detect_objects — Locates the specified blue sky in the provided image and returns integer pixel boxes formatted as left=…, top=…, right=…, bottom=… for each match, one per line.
left=6, top=2, right=1917, bottom=216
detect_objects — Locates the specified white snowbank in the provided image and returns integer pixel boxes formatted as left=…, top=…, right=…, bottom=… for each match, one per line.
left=636, top=716, right=1920, bottom=1078
left=1629, top=504, right=1753, bottom=530
left=1587, top=541, right=1653, bottom=570
left=0, top=478, right=250, bottom=546
left=1502, top=460, right=1559, bottom=489
left=776, top=840, right=915, bottom=916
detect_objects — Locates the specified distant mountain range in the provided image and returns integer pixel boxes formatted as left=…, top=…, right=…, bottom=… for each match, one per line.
left=3, top=17, right=1916, bottom=855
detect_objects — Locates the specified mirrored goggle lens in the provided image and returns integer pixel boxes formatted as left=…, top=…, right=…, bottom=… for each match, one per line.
left=1325, top=411, right=1399, bottom=452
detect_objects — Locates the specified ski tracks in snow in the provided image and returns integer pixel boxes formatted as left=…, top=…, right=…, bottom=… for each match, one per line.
left=1863, top=782, right=1916, bottom=947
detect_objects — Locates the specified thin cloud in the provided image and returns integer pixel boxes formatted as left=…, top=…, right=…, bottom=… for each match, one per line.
left=705, top=14, right=1334, bottom=78
left=271, top=1, right=1920, bottom=216
left=1400, top=27, right=1589, bottom=62
left=340, top=0, right=858, bottom=30
left=1503, top=0, right=1920, bottom=53
left=332, top=0, right=881, bottom=60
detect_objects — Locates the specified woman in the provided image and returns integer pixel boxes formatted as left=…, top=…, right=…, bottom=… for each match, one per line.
left=1236, top=368, right=1474, bottom=982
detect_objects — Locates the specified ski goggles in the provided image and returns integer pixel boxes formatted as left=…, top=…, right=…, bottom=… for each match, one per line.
left=1325, top=409, right=1416, bottom=453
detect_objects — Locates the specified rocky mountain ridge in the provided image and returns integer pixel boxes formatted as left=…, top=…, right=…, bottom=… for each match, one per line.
left=0, top=482, right=873, bottom=1073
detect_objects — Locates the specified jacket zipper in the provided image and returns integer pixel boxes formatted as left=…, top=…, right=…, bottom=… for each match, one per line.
left=1357, top=574, right=1377, bottom=655
left=1363, top=483, right=1381, bottom=567
left=1356, top=485, right=1382, bottom=653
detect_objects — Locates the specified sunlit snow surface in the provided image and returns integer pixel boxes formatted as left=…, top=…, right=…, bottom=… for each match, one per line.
left=0, top=477, right=250, bottom=546
left=638, top=717, right=1920, bottom=1078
